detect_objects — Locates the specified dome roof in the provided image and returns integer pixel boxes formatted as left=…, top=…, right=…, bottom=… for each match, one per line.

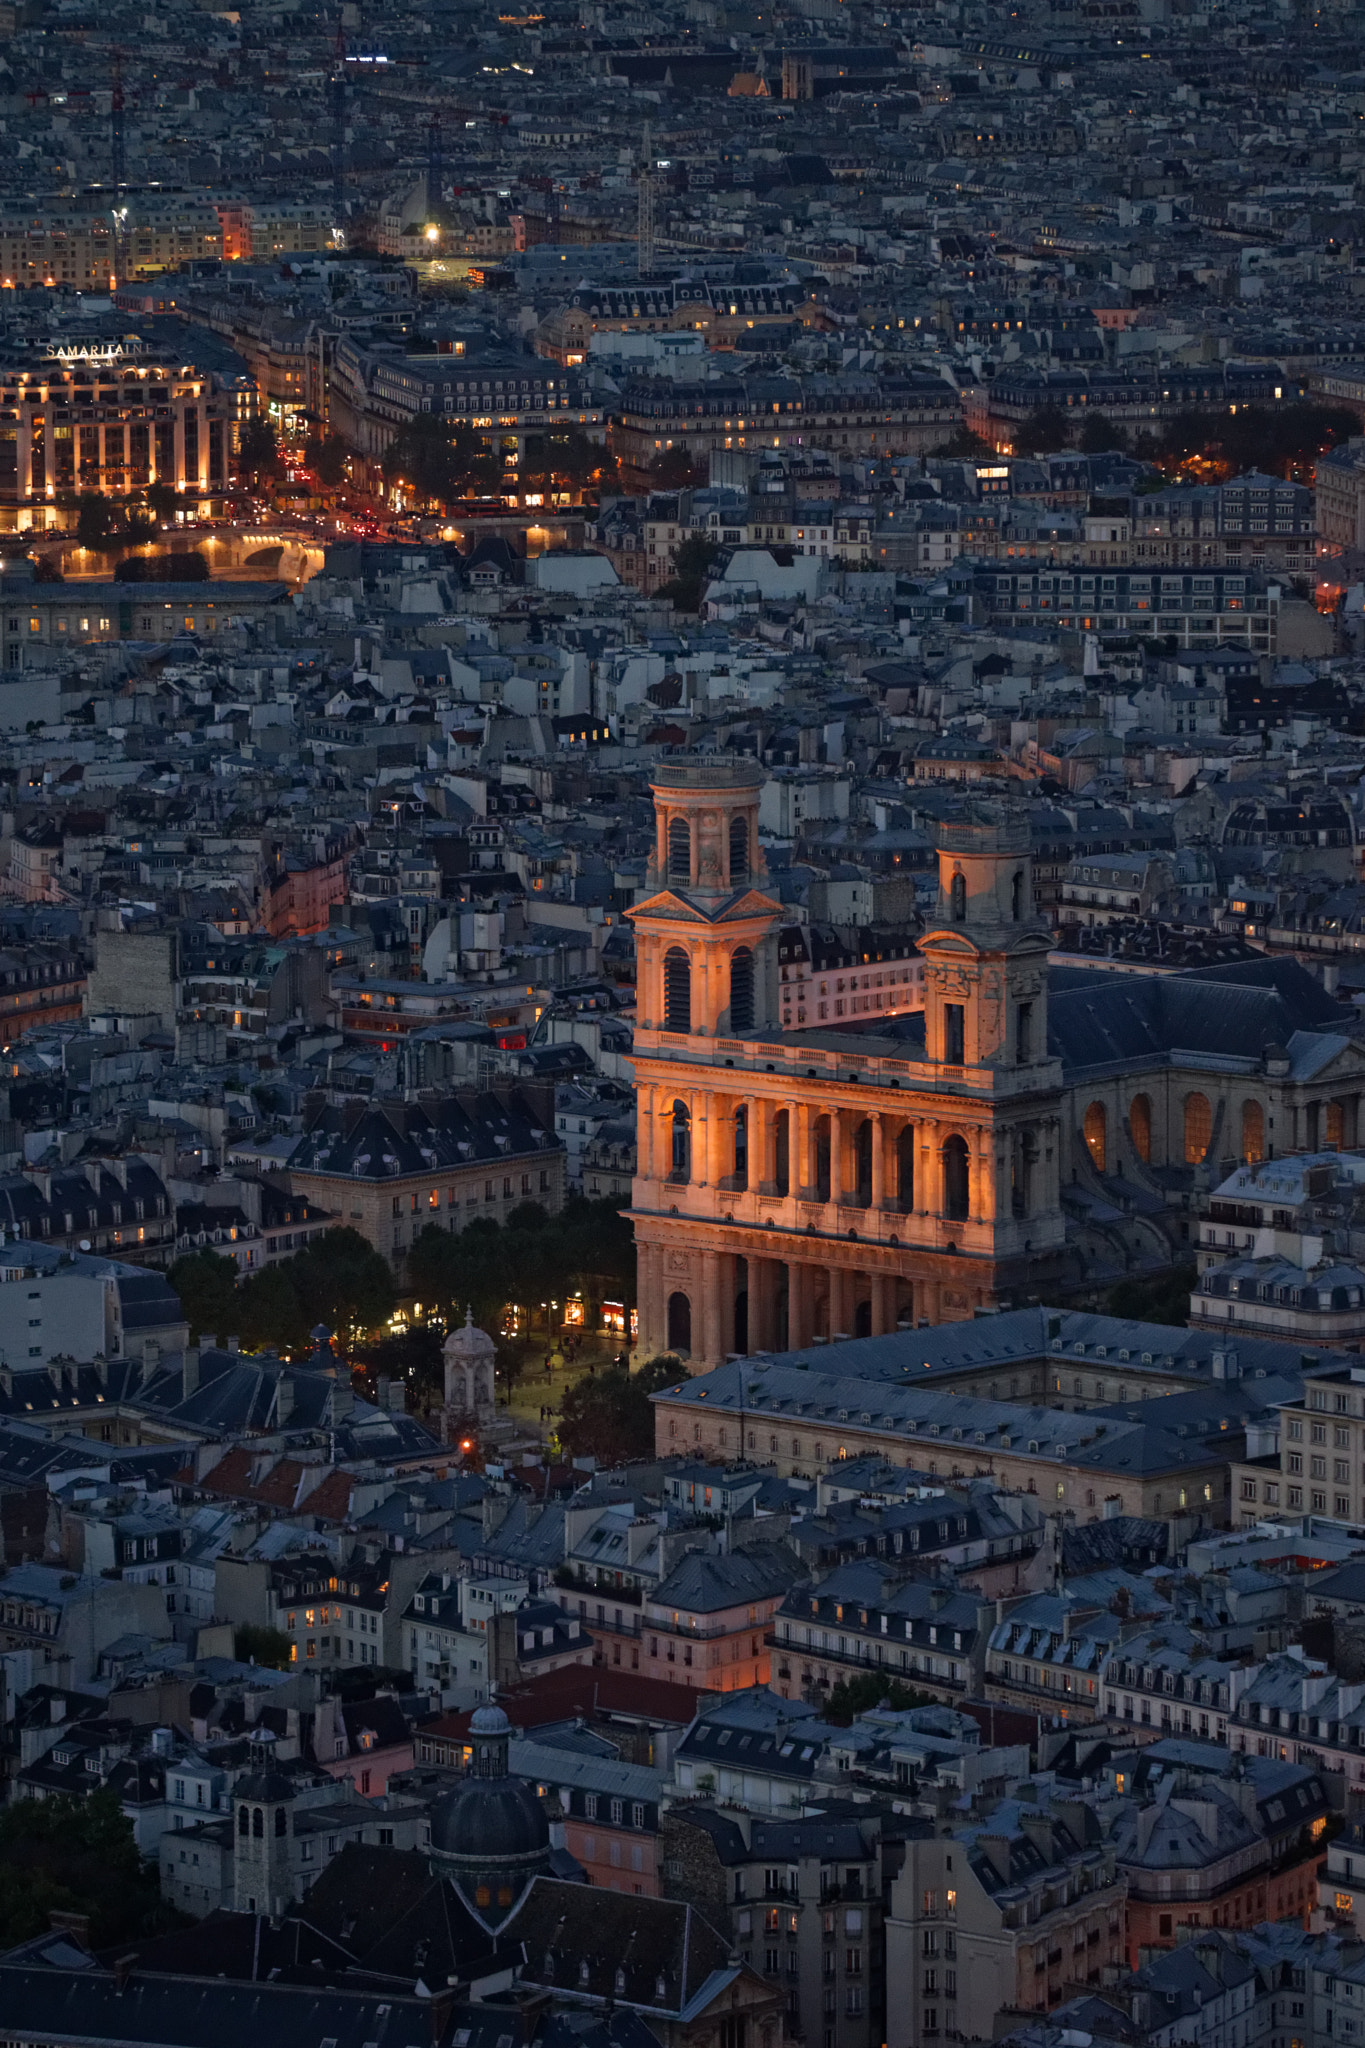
left=444, top=1307, right=495, bottom=1362
left=469, top=1702, right=511, bottom=1737
left=429, top=1774, right=548, bottom=1863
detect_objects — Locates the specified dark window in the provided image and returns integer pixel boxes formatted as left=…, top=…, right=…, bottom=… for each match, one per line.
left=668, top=815, right=690, bottom=882
left=1011, top=870, right=1024, bottom=920
left=664, top=947, right=691, bottom=1033
left=943, top=1135, right=969, bottom=1222
left=774, top=1108, right=790, bottom=1196
left=897, top=1125, right=915, bottom=1212
left=944, top=1003, right=965, bottom=1065
left=729, top=814, right=749, bottom=884
left=671, top=1100, right=691, bottom=1179
left=668, top=1290, right=692, bottom=1353
left=1016, top=1001, right=1032, bottom=1063
left=950, top=872, right=966, bottom=920
left=730, top=946, right=754, bottom=1032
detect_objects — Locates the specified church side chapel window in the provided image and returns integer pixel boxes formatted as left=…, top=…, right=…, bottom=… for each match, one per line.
left=1241, top=1099, right=1264, bottom=1164
left=1084, top=1102, right=1107, bottom=1172
left=1130, top=1093, right=1152, bottom=1163
left=1184, top=1091, right=1212, bottom=1164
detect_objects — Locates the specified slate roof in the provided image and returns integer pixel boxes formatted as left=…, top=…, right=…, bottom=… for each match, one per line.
left=1047, top=962, right=1360, bottom=1080
left=508, top=1876, right=736, bottom=2018
left=650, top=1541, right=801, bottom=1615
left=290, top=1095, right=558, bottom=1183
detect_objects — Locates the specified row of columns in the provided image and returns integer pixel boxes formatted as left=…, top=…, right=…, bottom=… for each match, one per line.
left=644, top=1085, right=1062, bottom=1228
left=14, top=404, right=215, bottom=498
left=695, top=1249, right=910, bottom=1361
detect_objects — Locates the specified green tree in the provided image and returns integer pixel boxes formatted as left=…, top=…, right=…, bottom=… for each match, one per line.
left=823, top=1673, right=935, bottom=1726
left=234, top=1624, right=294, bottom=1670
left=406, top=1217, right=510, bottom=1331
left=286, top=1226, right=395, bottom=1356
left=656, top=533, right=720, bottom=614
left=384, top=415, right=502, bottom=505
left=167, top=1248, right=240, bottom=1345
left=557, top=1354, right=683, bottom=1466
left=647, top=445, right=702, bottom=489
left=74, top=493, right=125, bottom=547
left=236, top=1262, right=311, bottom=1355
left=1105, top=1261, right=1197, bottom=1328
left=0, top=1791, right=173, bottom=1949
left=238, top=414, right=280, bottom=483
left=304, top=432, right=350, bottom=486
left=1079, top=411, right=1125, bottom=453
left=1015, top=404, right=1071, bottom=455
left=933, top=425, right=994, bottom=460
left=520, top=426, right=615, bottom=499
left=144, top=480, right=180, bottom=519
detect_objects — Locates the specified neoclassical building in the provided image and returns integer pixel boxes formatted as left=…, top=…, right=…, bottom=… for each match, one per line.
left=630, top=767, right=1071, bottom=1367
left=630, top=767, right=1365, bottom=1372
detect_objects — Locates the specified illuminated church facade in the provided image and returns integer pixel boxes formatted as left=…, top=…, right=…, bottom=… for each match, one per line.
left=629, top=764, right=1365, bottom=1372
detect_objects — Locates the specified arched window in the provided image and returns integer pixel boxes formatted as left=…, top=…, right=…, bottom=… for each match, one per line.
left=274, top=1805, right=287, bottom=1837
left=950, top=870, right=966, bottom=921
left=667, top=1291, right=692, bottom=1354
left=1327, top=1100, right=1345, bottom=1151
left=896, top=1124, right=915, bottom=1212
left=1130, top=1093, right=1152, bottom=1164
left=729, top=946, right=754, bottom=1033
left=1184, top=1092, right=1212, bottom=1164
left=773, top=1108, right=789, bottom=1196
left=942, top=1134, right=969, bottom=1222
left=1084, top=1101, right=1107, bottom=1173
left=734, top=1105, right=748, bottom=1185
left=1011, top=870, right=1024, bottom=921
left=252, top=1807, right=263, bottom=1839
left=238, top=1804, right=249, bottom=1835
left=670, top=1100, right=691, bottom=1179
left=729, top=814, right=749, bottom=885
left=663, top=946, right=691, bottom=1033
left=667, top=815, right=690, bottom=883
left=1241, top=1099, right=1265, bottom=1164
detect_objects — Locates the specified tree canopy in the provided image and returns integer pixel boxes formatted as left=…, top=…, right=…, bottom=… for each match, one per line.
left=168, top=1226, right=395, bottom=1358
left=519, top=426, right=617, bottom=500
left=656, top=534, right=720, bottom=613
left=822, top=1673, right=936, bottom=1726
left=0, top=1791, right=174, bottom=1949
left=557, top=1354, right=684, bottom=1467
left=405, top=1197, right=635, bottom=1333
left=1015, top=404, right=1072, bottom=455
left=384, top=414, right=503, bottom=504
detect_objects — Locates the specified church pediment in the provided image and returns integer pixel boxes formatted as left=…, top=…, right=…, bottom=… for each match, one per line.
left=629, top=886, right=783, bottom=926
left=920, top=923, right=1052, bottom=960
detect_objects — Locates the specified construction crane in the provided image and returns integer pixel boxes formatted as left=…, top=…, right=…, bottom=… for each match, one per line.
left=110, top=50, right=125, bottom=197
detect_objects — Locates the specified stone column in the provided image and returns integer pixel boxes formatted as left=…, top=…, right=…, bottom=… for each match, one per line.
left=702, top=1250, right=726, bottom=1366
left=829, top=1108, right=844, bottom=1207
left=751, top=1257, right=778, bottom=1354
left=921, top=1119, right=938, bottom=1218
left=871, top=1272, right=892, bottom=1337
left=747, top=1097, right=766, bottom=1192
left=828, top=1265, right=849, bottom=1341
left=704, top=1093, right=727, bottom=1186
left=871, top=1113, right=885, bottom=1212
left=788, top=1261, right=812, bottom=1350
left=796, top=1101, right=812, bottom=1196
left=43, top=421, right=56, bottom=499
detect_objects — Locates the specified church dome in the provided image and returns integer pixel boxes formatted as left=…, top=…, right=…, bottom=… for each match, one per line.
left=426, top=1697, right=550, bottom=1921
left=429, top=1773, right=549, bottom=1862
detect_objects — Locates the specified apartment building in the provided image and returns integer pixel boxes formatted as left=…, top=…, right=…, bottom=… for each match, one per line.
left=885, top=1808, right=1124, bottom=2046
